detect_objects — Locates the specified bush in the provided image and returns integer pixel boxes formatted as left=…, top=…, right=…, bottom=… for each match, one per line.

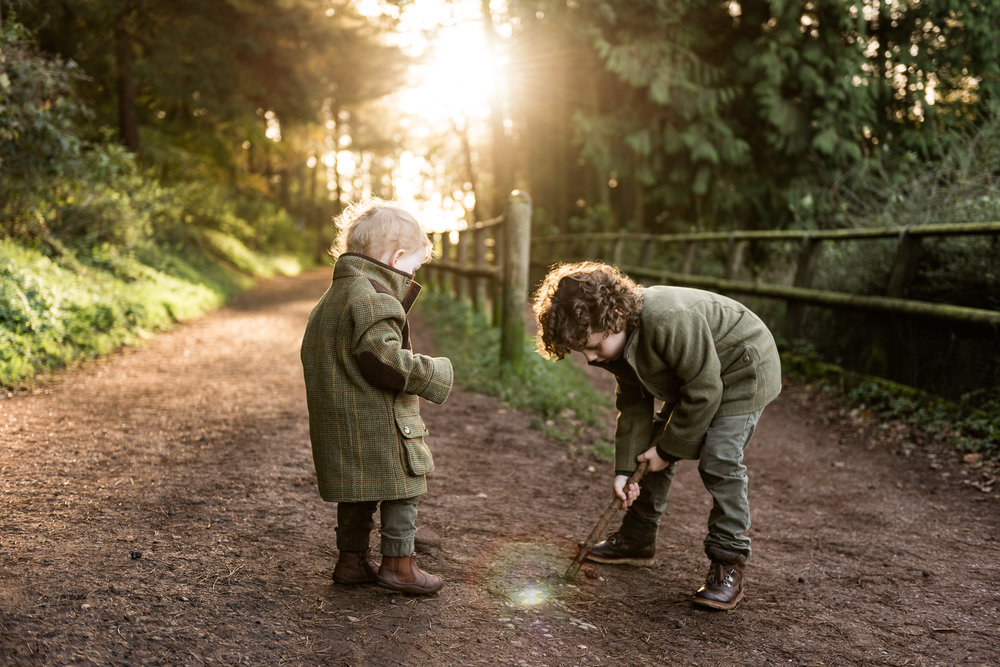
left=806, top=108, right=1000, bottom=305
left=0, top=18, right=313, bottom=387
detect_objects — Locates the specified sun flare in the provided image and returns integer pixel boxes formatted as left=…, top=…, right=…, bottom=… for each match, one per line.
left=403, top=21, right=502, bottom=121
left=345, top=0, right=508, bottom=230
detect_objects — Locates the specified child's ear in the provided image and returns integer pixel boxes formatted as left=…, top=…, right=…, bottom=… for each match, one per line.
left=389, top=248, right=405, bottom=267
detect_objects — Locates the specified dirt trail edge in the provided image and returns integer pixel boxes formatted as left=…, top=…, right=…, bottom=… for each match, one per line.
left=2, top=269, right=998, bottom=666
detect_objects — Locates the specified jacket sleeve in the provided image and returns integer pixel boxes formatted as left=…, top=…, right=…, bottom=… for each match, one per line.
left=351, top=292, right=454, bottom=405
left=653, top=309, right=723, bottom=459
left=613, top=377, right=655, bottom=475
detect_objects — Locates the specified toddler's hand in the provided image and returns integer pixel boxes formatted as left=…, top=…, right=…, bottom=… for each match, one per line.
left=613, top=475, right=640, bottom=509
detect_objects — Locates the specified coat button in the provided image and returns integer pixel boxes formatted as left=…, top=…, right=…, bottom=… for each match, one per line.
left=403, top=426, right=411, bottom=435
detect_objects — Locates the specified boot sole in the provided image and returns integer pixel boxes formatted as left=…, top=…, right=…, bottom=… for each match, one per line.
left=692, top=588, right=743, bottom=611
left=332, top=575, right=377, bottom=585
left=376, top=578, right=443, bottom=595
left=584, top=554, right=655, bottom=566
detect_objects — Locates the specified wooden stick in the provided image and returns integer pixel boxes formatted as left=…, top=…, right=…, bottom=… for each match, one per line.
left=565, top=460, right=653, bottom=579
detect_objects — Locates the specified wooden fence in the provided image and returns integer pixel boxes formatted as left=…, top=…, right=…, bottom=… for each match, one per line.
left=422, top=190, right=532, bottom=374
left=425, top=197, right=999, bottom=393
left=530, top=221, right=1000, bottom=336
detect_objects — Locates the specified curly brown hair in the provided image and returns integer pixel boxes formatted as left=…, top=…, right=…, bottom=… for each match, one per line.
left=532, top=261, right=643, bottom=360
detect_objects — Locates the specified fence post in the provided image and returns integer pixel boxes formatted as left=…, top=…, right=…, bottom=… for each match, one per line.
left=681, top=242, right=697, bottom=274
left=879, top=226, right=923, bottom=381
left=639, top=236, right=656, bottom=268
left=500, top=190, right=532, bottom=374
left=424, top=232, right=440, bottom=292
left=784, top=236, right=823, bottom=338
left=473, top=226, right=489, bottom=314
left=612, top=236, right=624, bottom=266
left=492, top=223, right=505, bottom=326
left=440, top=230, right=453, bottom=297
left=455, top=230, right=469, bottom=302
left=725, top=236, right=748, bottom=280
left=886, top=227, right=922, bottom=298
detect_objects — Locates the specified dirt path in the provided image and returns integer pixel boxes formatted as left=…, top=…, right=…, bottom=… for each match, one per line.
left=1, top=268, right=998, bottom=666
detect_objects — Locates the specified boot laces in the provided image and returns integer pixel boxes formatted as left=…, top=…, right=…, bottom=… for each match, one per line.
left=708, top=561, right=737, bottom=589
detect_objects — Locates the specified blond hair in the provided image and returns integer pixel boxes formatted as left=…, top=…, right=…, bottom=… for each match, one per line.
left=329, top=199, right=434, bottom=261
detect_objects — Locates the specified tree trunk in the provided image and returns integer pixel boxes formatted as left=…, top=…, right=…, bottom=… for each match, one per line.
left=114, top=8, right=140, bottom=154
left=481, top=0, right=512, bottom=217
left=454, top=119, right=483, bottom=222
left=331, top=104, right=343, bottom=214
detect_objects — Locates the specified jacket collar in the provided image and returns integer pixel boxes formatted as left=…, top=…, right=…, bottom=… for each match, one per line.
left=333, top=252, right=422, bottom=312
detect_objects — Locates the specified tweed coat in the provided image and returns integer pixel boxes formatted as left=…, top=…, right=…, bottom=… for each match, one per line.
left=599, top=286, right=781, bottom=473
left=300, top=253, right=453, bottom=502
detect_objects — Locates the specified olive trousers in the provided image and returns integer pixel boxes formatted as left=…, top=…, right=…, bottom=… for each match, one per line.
left=335, top=496, right=419, bottom=557
left=620, top=409, right=764, bottom=557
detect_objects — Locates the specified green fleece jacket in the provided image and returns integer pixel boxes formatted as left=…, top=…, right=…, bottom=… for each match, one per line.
left=603, top=286, right=781, bottom=473
left=300, top=253, right=453, bottom=502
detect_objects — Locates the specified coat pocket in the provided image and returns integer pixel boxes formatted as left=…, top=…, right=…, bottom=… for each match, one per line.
left=401, top=438, right=435, bottom=476
left=720, top=345, right=759, bottom=401
left=394, top=394, right=433, bottom=475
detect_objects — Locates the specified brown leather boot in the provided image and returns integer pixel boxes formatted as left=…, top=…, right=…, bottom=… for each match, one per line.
left=692, top=546, right=747, bottom=611
left=332, top=550, right=378, bottom=585
left=376, top=555, right=443, bottom=594
left=584, top=531, right=655, bottom=566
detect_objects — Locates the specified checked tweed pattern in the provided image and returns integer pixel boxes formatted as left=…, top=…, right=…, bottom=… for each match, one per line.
left=301, top=253, right=453, bottom=502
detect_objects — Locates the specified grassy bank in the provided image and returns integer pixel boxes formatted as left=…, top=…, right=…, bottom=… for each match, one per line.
left=414, top=291, right=613, bottom=455
left=0, top=236, right=303, bottom=387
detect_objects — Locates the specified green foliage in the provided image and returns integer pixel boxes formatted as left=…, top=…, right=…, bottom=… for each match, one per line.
left=0, top=19, right=87, bottom=228
left=0, top=20, right=85, bottom=169
left=0, top=238, right=258, bottom=387
left=415, top=292, right=610, bottom=440
left=808, top=108, right=1000, bottom=306
left=516, top=0, right=1000, bottom=233
left=845, top=381, right=1000, bottom=461
left=782, top=350, right=1000, bottom=462
left=0, top=15, right=318, bottom=386
left=16, top=0, right=411, bottom=225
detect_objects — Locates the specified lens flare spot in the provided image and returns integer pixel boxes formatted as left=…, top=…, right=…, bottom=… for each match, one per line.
left=513, top=584, right=549, bottom=607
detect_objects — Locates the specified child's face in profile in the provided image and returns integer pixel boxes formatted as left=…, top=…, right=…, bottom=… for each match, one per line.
left=578, top=328, right=627, bottom=364
left=383, top=246, right=428, bottom=276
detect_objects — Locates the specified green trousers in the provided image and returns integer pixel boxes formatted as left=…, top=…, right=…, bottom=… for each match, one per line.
left=335, top=496, right=419, bottom=557
left=620, top=409, right=764, bottom=558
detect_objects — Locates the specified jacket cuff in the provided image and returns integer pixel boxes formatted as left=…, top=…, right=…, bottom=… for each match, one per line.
left=419, top=357, right=454, bottom=405
left=655, top=445, right=680, bottom=463
left=657, top=433, right=703, bottom=461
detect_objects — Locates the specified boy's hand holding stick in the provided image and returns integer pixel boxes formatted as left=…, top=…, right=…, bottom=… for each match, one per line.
left=565, top=426, right=673, bottom=579
left=566, top=458, right=680, bottom=579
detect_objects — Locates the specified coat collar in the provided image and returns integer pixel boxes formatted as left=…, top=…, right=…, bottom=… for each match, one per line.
left=333, top=252, right=422, bottom=312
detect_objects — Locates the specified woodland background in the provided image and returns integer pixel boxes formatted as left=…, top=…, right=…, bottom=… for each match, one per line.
left=2, top=0, right=999, bottom=455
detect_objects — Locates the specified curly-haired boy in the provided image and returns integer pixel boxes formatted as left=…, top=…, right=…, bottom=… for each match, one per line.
left=533, top=261, right=781, bottom=611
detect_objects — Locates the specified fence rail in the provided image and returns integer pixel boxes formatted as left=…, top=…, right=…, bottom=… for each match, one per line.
left=425, top=196, right=998, bottom=395
left=531, top=221, right=1000, bottom=332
